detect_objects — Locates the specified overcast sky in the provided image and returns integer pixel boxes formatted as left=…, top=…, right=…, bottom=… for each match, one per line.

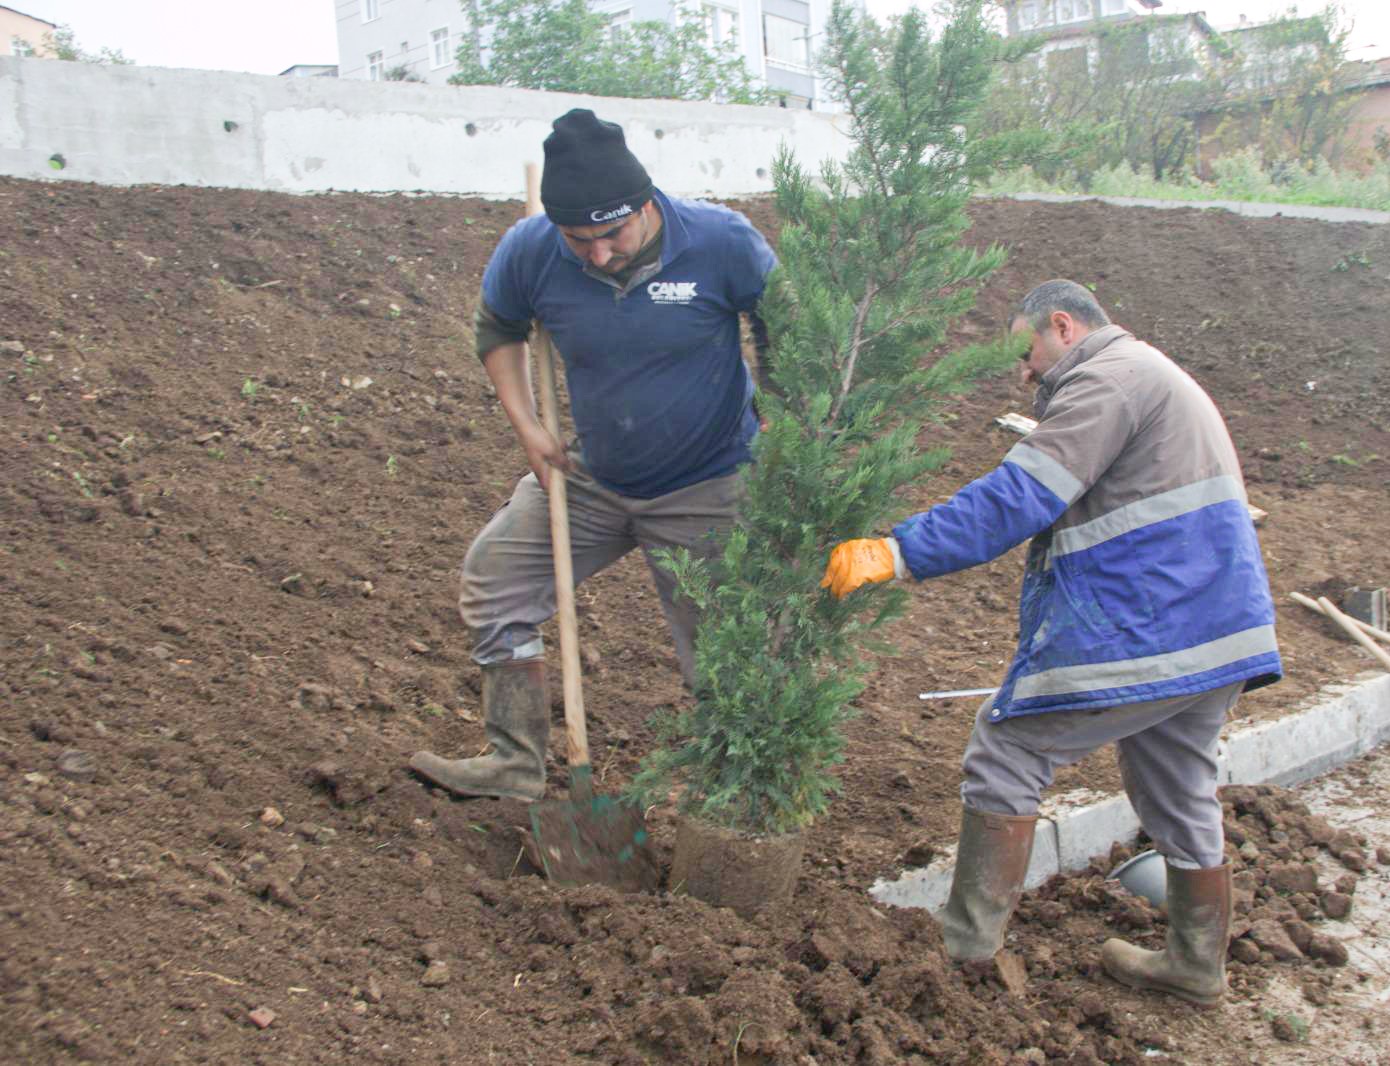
left=16, top=1, right=1390, bottom=76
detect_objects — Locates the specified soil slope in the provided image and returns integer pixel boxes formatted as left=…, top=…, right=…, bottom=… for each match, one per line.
left=2, top=177, right=1388, bottom=1064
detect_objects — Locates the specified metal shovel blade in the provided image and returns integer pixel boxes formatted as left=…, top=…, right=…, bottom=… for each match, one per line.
left=528, top=765, right=658, bottom=893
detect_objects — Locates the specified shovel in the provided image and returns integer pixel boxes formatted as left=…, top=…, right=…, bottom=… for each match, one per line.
left=522, top=165, right=657, bottom=893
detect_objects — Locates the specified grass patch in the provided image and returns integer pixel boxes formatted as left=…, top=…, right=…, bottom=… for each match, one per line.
left=985, top=150, right=1390, bottom=213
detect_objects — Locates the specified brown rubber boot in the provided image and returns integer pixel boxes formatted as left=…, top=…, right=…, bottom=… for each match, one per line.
left=939, top=806, right=1039, bottom=960
left=1101, top=861, right=1231, bottom=1007
left=408, top=659, right=549, bottom=801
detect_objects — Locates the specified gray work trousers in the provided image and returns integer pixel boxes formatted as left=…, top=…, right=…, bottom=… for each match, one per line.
left=459, top=454, right=743, bottom=688
left=960, top=682, right=1244, bottom=869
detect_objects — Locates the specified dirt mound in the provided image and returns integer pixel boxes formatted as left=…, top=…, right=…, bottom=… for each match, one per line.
left=2, top=176, right=1389, bottom=1063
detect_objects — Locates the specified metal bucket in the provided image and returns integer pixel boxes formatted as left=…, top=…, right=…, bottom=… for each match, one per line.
left=1110, top=849, right=1166, bottom=908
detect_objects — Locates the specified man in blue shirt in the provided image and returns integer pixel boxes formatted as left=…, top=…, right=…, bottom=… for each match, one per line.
left=410, top=109, right=777, bottom=803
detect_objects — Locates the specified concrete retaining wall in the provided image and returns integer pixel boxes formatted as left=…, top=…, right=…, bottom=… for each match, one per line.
left=0, top=55, right=849, bottom=198
left=872, top=672, right=1390, bottom=912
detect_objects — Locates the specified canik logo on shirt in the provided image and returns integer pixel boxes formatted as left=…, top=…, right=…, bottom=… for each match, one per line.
left=648, top=281, right=698, bottom=305
left=590, top=203, right=634, bottom=223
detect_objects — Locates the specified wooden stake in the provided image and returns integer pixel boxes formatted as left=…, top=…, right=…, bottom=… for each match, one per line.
left=1316, top=596, right=1390, bottom=673
left=1289, top=591, right=1390, bottom=645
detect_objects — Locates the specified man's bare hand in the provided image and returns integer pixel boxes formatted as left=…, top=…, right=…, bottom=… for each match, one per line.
left=517, top=421, right=570, bottom=492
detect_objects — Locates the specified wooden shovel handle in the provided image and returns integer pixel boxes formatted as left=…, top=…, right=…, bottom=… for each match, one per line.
left=1290, top=591, right=1390, bottom=645
left=1317, top=596, right=1390, bottom=674
left=525, top=163, right=589, bottom=769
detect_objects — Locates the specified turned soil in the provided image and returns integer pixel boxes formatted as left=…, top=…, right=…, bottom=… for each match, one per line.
left=2, top=176, right=1389, bottom=1064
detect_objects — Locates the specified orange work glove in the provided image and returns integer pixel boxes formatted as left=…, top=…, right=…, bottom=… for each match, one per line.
left=820, top=537, right=904, bottom=599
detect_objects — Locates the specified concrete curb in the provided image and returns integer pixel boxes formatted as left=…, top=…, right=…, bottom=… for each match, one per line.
left=869, top=673, right=1390, bottom=912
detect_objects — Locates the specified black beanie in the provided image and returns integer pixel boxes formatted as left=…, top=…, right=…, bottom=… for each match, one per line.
left=540, top=109, right=653, bottom=228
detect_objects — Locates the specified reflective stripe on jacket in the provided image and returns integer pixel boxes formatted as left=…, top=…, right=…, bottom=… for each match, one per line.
left=893, top=324, right=1282, bottom=720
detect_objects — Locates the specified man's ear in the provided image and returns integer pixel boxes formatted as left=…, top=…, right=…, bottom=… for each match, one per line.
left=1052, top=310, right=1076, bottom=343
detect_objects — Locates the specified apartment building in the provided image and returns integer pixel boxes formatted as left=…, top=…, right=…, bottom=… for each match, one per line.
left=334, top=0, right=830, bottom=108
left=1001, top=0, right=1162, bottom=37
left=1, top=3, right=56, bottom=58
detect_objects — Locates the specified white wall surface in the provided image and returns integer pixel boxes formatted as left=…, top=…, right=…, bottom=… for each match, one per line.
left=0, top=55, right=848, bottom=197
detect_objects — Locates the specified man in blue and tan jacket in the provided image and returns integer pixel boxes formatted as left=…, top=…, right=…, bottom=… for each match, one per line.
left=823, top=279, right=1281, bottom=1006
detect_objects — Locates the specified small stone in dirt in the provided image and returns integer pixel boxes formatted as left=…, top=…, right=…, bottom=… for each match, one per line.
left=1338, top=848, right=1367, bottom=873
left=1075, top=991, right=1109, bottom=1022
left=1334, top=873, right=1357, bottom=896
left=1307, top=933, right=1349, bottom=967
left=1270, top=1014, right=1305, bottom=1043
left=422, top=885, right=443, bottom=908
left=1267, top=862, right=1318, bottom=896
left=891, top=770, right=912, bottom=789
left=993, top=952, right=1029, bottom=996
left=1301, top=815, right=1336, bottom=846
left=579, top=644, right=601, bottom=672
left=364, top=976, right=384, bottom=1003
left=1239, top=841, right=1260, bottom=863
left=420, top=940, right=444, bottom=962
left=1377, top=846, right=1390, bottom=866
left=248, top=1007, right=276, bottom=1029
left=206, top=861, right=235, bottom=887
left=56, top=749, right=97, bottom=781
left=1229, top=938, right=1261, bottom=965
left=262, top=874, right=299, bottom=909
left=148, top=643, right=176, bottom=661
left=1116, top=896, right=1154, bottom=930
left=296, top=683, right=336, bottom=712
left=407, top=639, right=431, bottom=655
left=30, top=719, right=72, bottom=743
left=260, top=807, right=285, bottom=828
left=1248, top=919, right=1303, bottom=961
left=1320, top=891, right=1352, bottom=920
left=900, top=841, right=935, bottom=867
left=1283, top=919, right=1314, bottom=954
left=1302, top=980, right=1332, bottom=1006
left=730, top=946, right=757, bottom=964
left=159, top=619, right=189, bottom=637
left=420, top=960, right=450, bottom=987
left=1, top=339, right=25, bottom=353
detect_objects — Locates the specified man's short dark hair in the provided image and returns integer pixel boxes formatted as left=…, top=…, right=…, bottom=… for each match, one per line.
left=1013, top=279, right=1111, bottom=333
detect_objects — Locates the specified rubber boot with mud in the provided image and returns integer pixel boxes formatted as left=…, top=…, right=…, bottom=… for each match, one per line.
left=939, top=806, right=1039, bottom=961
left=1101, top=861, right=1231, bottom=1007
left=408, top=659, right=549, bottom=801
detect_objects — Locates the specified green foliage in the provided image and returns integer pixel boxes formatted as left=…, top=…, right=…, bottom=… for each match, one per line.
left=450, top=0, right=769, bottom=104
left=44, top=24, right=133, bottom=65
left=980, top=7, right=1356, bottom=181
left=628, top=1, right=1016, bottom=836
left=984, top=149, right=1390, bottom=212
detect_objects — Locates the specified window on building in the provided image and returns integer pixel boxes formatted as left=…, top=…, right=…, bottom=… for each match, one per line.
left=1017, top=2, right=1039, bottom=29
left=1103, top=0, right=1129, bottom=14
left=363, top=0, right=380, bottom=22
left=430, top=27, right=450, bottom=68
left=764, top=13, right=809, bottom=69
left=702, top=3, right=740, bottom=49
left=607, top=8, right=631, bottom=40
left=1055, top=0, right=1089, bottom=23
left=367, top=50, right=385, bottom=80
left=11, top=36, right=36, bottom=57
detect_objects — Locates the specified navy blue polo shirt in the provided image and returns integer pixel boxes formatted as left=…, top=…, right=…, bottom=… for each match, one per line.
left=481, top=189, right=776, bottom=499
